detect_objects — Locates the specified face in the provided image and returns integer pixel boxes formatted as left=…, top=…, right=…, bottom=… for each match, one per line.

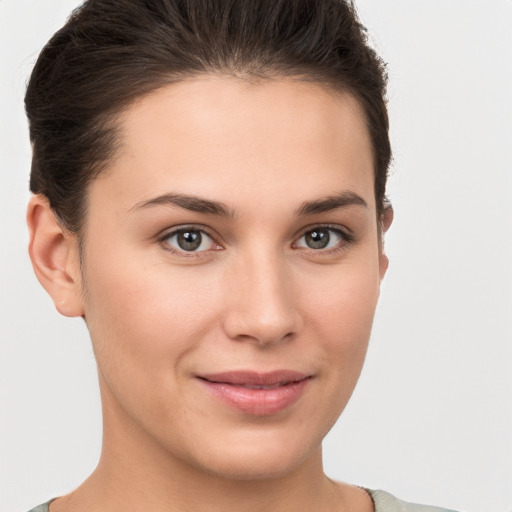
left=76, top=77, right=388, bottom=480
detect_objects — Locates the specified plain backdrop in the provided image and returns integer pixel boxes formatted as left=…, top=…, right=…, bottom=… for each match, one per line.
left=1, top=1, right=511, bottom=511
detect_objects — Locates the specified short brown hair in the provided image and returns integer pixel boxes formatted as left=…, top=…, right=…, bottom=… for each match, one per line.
left=26, top=0, right=390, bottom=234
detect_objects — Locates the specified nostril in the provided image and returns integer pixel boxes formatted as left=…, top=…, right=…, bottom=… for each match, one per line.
left=226, top=321, right=297, bottom=347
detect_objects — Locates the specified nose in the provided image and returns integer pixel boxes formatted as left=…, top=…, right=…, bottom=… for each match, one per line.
left=222, top=252, right=302, bottom=346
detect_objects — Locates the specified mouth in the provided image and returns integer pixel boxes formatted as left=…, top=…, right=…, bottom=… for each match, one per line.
left=196, top=370, right=312, bottom=415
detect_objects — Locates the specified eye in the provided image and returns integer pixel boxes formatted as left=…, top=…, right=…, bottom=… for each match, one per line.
left=294, top=227, right=349, bottom=251
left=161, top=228, right=219, bottom=253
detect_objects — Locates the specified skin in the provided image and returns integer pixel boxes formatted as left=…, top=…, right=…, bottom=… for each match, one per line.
left=28, top=76, right=392, bottom=512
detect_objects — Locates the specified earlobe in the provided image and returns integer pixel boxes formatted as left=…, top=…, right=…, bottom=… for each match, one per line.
left=27, top=195, right=84, bottom=317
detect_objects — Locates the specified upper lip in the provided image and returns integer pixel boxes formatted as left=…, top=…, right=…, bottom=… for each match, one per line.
left=198, top=370, right=310, bottom=387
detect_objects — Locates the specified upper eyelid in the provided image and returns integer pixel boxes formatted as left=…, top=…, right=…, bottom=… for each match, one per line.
left=293, top=223, right=354, bottom=241
left=158, top=224, right=219, bottom=241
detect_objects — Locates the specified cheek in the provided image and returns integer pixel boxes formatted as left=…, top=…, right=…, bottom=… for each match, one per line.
left=81, top=256, right=229, bottom=437
left=81, top=250, right=224, bottom=384
left=303, top=255, right=380, bottom=342
left=300, top=256, right=380, bottom=396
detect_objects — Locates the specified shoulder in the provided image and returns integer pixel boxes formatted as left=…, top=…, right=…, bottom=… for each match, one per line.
left=26, top=501, right=53, bottom=512
left=368, top=489, right=461, bottom=512
left=27, top=492, right=461, bottom=512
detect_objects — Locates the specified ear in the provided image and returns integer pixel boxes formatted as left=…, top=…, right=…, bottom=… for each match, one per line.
left=27, top=195, right=84, bottom=317
left=378, top=202, right=394, bottom=280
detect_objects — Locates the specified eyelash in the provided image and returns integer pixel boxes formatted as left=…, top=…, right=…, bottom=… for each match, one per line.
left=157, top=224, right=354, bottom=257
left=293, top=225, right=355, bottom=255
left=158, top=225, right=221, bottom=257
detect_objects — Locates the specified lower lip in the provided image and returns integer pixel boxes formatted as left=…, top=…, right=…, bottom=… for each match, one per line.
left=200, top=378, right=310, bottom=416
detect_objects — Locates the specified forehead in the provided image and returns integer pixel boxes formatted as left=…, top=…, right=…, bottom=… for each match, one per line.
left=90, top=76, right=375, bottom=214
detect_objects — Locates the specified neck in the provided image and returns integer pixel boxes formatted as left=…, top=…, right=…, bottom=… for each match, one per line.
left=61, top=438, right=336, bottom=512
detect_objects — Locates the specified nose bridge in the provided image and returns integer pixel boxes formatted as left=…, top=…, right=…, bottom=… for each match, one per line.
left=223, top=247, right=299, bottom=345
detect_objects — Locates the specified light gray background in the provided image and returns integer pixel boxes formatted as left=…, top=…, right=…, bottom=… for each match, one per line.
left=1, top=1, right=511, bottom=511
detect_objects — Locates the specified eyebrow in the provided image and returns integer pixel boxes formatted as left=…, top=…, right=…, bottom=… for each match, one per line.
left=296, top=191, right=368, bottom=216
left=130, top=190, right=367, bottom=218
left=130, top=193, right=236, bottom=218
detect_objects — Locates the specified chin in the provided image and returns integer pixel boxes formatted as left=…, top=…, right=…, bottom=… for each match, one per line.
left=198, top=451, right=309, bottom=481
left=183, top=426, right=324, bottom=481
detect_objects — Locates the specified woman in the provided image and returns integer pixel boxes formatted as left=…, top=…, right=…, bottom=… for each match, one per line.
left=22, top=1, right=458, bottom=511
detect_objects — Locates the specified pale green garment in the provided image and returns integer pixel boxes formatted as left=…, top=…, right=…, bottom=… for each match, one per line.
left=26, top=489, right=459, bottom=512
left=368, top=490, right=459, bottom=511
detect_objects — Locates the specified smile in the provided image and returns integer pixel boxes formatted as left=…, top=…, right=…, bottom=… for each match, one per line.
left=197, top=370, right=312, bottom=416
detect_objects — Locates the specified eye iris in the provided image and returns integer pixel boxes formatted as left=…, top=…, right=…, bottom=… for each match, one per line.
left=305, top=229, right=330, bottom=249
left=177, top=230, right=202, bottom=251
